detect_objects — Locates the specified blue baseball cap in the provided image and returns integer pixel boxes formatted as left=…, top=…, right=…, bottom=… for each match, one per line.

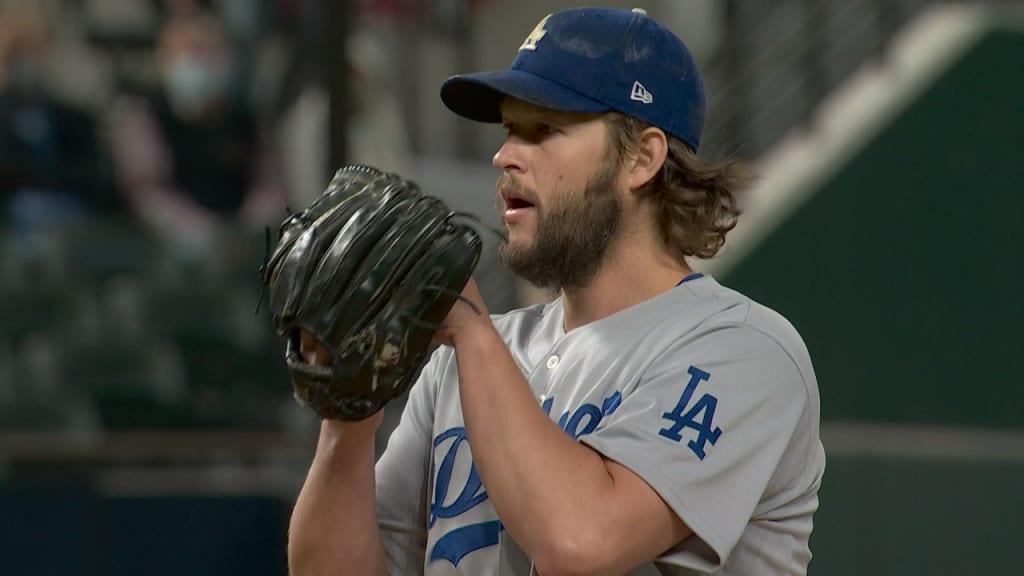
left=440, top=7, right=706, bottom=151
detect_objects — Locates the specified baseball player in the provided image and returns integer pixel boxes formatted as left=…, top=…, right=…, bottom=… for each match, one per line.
left=284, top=7, right=825, bottom=575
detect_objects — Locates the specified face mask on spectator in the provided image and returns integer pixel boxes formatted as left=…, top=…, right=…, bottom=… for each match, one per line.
left=164, top=57, right=230, bottom=118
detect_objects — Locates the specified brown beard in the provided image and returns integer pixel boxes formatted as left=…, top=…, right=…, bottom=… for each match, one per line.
left=496, top=160, right=622, bottom=293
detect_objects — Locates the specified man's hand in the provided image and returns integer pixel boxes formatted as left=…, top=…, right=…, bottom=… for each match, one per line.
left=433, top=279, right=494, bottom=348
left=298, top=329, right=385, bottom=432
left=299, top=329, right=334, bottom=367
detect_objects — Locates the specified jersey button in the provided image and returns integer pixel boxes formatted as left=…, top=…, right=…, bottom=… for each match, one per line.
left=546, top=355, right=560, bottom=370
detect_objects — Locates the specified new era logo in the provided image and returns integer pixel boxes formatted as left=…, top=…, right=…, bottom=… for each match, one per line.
left=631, top=81, right=653, bottom=104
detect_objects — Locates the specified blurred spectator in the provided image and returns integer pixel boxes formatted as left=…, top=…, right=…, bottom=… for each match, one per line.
left=0, top=2, right=113, bottom=232
left=344, top=28, right=411, bottom=175
left=279, top=25, right=411, bottom=207
left=109, top=10, right=285, bottom=247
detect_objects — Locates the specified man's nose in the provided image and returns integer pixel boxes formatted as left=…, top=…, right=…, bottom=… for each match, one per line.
left=492, top=138, right=524, bottom=173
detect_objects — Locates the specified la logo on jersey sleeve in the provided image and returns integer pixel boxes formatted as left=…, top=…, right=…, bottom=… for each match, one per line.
left=658, top=366, right=723, bottom=460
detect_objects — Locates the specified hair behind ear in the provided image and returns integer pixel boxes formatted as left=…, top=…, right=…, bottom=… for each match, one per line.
left=606, top=112, right=751, bottom=261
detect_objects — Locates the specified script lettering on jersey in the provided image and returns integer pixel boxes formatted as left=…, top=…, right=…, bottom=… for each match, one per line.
left=428, top=391, right=623, bottom=567
left=429, top=427, right=503, bottom=566
left=658, top=365, right=722, bottom=460
left=542, top=390, right=622, bottom=438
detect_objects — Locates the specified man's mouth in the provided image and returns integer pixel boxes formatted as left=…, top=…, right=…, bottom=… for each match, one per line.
left=498, top=179, right=537, bottom=224
left=502, top=195, right=535, bottom=225
left=504, top=196, right=535, bottom=211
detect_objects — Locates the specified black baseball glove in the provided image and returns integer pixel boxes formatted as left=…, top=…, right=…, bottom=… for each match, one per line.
left=260, top=165, right=483, bottom=420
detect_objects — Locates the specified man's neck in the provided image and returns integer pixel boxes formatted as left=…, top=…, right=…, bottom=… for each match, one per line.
left=560, top=243, right=692, bottom=332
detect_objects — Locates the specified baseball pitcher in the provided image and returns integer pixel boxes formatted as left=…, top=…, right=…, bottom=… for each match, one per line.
left=265, top=7, right=825, bottom=575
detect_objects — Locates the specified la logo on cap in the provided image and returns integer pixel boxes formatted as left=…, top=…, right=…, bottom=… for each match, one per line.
left=519, top=14, right=551, bottom=51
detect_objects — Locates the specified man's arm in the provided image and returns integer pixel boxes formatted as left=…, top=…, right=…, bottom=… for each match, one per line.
left=437, top=283, right=692, bottom=576
left=286, top=333, right=388, bottom=576
left=108, top=95, right=222, bottom=239
left=289, top=419, right=388, bottom=576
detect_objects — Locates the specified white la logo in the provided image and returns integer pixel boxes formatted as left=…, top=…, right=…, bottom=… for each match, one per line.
left=519, top=14, right=551, bottom=51
left=631, top=81, right=654, bottom=104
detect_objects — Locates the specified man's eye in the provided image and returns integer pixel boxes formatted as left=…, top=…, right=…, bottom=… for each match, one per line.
left=502, top=123, right=557, bottom=141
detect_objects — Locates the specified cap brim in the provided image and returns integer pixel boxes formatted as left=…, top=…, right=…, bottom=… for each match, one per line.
left=440, top=69, right=611, bottom=123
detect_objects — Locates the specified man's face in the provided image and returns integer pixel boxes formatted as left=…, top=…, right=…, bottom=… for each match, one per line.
left=493, top=98, right=624, bottom=292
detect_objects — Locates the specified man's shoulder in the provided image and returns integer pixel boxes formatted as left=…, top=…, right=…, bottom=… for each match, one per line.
left=668, top=276, right=812, bottom=366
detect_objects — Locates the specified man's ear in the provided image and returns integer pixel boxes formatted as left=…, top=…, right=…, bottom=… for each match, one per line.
left=626, top=127, right=668, bottom=191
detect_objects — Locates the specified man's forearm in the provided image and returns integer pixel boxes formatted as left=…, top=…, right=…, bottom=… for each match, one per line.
left=288, top=420, right=388, bottom=576
left=452, top=326, right=620, bottom=571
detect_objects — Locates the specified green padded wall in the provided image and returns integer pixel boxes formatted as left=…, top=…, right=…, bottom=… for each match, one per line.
left=809, top=454, right=1024, bottom=575
left=723, top=28, right=1024, bottom=427
left=721, top=21, right=1024, bottom=576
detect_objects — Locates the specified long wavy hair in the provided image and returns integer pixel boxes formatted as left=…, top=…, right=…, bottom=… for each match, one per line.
left=605, top=113, right=750, bottom=262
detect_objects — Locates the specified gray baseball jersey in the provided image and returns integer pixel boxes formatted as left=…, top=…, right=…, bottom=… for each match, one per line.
left=375, top=274, right=825, bottom=575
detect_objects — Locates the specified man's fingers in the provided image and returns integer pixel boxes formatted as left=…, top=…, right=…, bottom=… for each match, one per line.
left=299, top=329, right=333, bottom=366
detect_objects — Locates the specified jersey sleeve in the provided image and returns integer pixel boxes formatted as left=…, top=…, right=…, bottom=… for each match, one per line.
left=579, top=323, right=813, bottom=571
left=375, top=349, right=446, bottom=575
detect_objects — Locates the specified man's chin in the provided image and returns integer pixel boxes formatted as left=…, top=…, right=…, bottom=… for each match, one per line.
left=501, top=230, right=534, bottom=251
left=498, top=241, right=536, bottom=270
left=498, top=242, right=522, bottom=259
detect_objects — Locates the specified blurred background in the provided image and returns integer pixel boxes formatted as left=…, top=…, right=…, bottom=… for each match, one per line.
left=0, top=0, right=1021, bottom=574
